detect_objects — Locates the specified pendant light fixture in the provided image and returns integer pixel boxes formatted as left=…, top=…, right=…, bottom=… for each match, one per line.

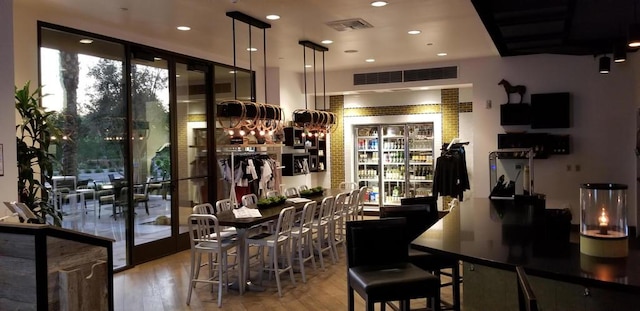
left=294, top=40, right=336, bottom=137
left=613, top=39, right=627, bottom=63
left=599, top=55, right=611, bottom=74
left=218, top=11, right=284, bottom=141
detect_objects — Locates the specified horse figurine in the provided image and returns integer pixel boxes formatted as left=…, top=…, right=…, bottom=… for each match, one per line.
left=498, top=79, right=526, bottom=104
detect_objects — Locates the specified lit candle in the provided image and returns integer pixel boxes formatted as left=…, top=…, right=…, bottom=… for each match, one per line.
left=599, top=207, right=609, bottom=235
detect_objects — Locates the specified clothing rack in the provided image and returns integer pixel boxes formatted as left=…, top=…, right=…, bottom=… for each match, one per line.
left=217, top=144, right=283, bottom=206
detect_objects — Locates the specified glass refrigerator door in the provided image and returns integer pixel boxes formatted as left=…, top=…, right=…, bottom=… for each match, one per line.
left=381, top=124, right=406, bottom=205
left=407, top=123, right=435, bottom=197
left=355, top=126, right=380, bottom=207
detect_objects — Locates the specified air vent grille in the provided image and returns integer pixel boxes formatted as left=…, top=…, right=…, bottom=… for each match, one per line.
left=404, top=66, right=458, bottom=82
left=326, top=18, right=374, bottom=31
left=354, top=71, right=403, bottom=85
left=352, top=66, right=458, bottom=86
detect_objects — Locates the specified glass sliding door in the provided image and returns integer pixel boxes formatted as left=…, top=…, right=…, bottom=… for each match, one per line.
left=130, top=52, right=171, bottom=250
left=39, top=26, right=129, bottom=268
left=176, top=61, right=210, bottom=236
left=39, top=23, right=251, bottom=269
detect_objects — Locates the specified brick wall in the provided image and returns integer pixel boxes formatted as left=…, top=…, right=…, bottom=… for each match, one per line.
left=441, top=88, right=460, bottom=146
left=329, top=95, right=345, bottom=189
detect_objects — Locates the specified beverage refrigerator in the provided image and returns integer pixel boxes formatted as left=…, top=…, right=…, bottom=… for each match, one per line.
left=355, top=123, right=435, bottom=210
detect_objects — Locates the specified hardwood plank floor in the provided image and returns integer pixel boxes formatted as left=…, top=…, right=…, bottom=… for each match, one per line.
left=114, top=246, right=461, bottom=310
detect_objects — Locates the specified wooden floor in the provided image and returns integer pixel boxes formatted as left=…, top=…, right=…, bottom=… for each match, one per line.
left=113, top=245, right=460, bottom=310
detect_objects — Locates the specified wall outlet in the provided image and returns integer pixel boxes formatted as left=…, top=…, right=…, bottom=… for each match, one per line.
left=575, top=164, right=581, bottom=172
left=486, top=100, right=492, bottom=109
left=566, top=165, right=572, bottom=171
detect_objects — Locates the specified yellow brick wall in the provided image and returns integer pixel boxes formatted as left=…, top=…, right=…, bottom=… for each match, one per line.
left=329, top=95, right=345, bottom=189
left=441, top=88, right=460, bottom=146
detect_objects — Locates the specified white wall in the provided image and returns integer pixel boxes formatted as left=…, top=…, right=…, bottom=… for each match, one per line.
left=1, top=0, right=17, bottom=217
left=325, top=54, right=638, bottom=226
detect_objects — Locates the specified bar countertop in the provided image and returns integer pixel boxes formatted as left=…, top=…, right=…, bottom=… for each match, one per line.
left=410, top=198, right=640, bottom=294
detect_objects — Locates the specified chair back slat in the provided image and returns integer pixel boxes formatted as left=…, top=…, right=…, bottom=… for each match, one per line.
left=346, top=218, right=408, bottom=268
left=334, top=193, right=349, bottom=216
left=193, top=203, right=215, bottom=214
left=241, top=194, right=258, bottom=207
left=188, top=214, right=223, bottom=247
left=215, top=199, right=233, bottom=212
left=317, top=196, right=335, bottom=222
left=301, top=201, right=317, bottom=228
left=275, top=206, right=296, bottom=236
left=284, top=187, right=299, bottom=197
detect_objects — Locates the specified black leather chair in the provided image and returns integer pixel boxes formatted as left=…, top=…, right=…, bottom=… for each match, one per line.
left=516, top=266, right=539, bottom=311
left=346, top=218, right=440, bottom=311
left=380, top=197, right=461, bottom=311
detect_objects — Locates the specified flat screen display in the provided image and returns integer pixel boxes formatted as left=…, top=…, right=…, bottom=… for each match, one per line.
left=530, top=92, right=570, bottom=129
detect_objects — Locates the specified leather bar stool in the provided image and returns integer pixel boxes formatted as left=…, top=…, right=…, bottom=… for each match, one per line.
left=381, top=197, right=462, bottom=311
left=346, top=218, right=440, bottom=311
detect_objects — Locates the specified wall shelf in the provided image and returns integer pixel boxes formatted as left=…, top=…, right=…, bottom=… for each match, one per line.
left=282, top=153, right=310, bottom=176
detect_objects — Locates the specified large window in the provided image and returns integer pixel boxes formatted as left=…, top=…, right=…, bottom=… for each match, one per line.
left=40, top=27, right=130, bottom=267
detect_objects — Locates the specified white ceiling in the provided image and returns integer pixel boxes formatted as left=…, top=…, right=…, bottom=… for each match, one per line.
left=20, top=0, right=498, bottom=73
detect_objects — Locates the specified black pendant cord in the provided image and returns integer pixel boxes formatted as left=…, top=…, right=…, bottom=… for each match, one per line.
left=313, top=49, right=318, bottom=109
left=322, top=51, right=326, bottom=110
left=248, top=24, right=253, bottom=101
left=263, top=28, right=267, bottom=103
left=232, top=19, right=237, bottom=101
left=303, top=45, right=308, bottom=110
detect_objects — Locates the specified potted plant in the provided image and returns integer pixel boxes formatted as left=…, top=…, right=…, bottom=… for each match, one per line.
left=16, top=82, right=64, bottom=225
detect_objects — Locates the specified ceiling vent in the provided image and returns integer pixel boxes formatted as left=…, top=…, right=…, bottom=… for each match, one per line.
left=354, top=71, right=403, bottom=85
left=326, top=18, right=374, bottom=31
left=404, top=66, right=458, bottom=82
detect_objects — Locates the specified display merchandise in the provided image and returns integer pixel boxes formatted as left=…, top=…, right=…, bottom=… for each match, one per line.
left=355, top=123, right=434, bottom=210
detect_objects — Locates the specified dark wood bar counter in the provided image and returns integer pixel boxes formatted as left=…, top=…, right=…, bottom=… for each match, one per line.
left=411, top=198, right=640, bottom=311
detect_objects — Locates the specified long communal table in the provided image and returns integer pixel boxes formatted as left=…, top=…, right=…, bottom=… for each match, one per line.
left=214, top=188, right=345, bottom=294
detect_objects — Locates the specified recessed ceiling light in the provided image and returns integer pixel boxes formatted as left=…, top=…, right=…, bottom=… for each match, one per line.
left=344, top=49, right=359, bottom=53
left=177, top=26, right=191, bottom=31
left=153, top=57, right=162, bottom=61
left=437, top=52, right=447, bottom=56
left=229, top=70, right=237, bottom=74
left=79, top=39, right=93, bottom=44
left=420, top=87, right=430, bottom=90
left=427, top=43, right=433, bottom=46
left=266, top=14, right=280, bottom=20
left=247, top=47, right=258, bottom=52
left=365, top=58, right=376, bottom=63
left=176, top=74, right=181, bottom=78
left=408, top=30, right=421, bottom=35
left=305, top=65, right=312, bottom=68
left=371, top=1, right=388, bottom=7
left=321, top=40, right=333, bottom=44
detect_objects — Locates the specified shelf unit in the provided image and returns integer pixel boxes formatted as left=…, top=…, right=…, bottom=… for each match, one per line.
left=354, top=123, right=434, bottom=209
left=284, top=127, right=305, bottom=149
left=303, top=135, right=327, bottom=172
left=282, top=153, right=310, bottom=176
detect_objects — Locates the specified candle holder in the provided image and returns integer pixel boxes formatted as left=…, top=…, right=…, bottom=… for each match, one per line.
left=580, top=183, right=628, bottom=258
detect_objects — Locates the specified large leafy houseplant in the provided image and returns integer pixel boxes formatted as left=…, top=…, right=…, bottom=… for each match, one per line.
left=15, top=82, right=63, bottom=226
